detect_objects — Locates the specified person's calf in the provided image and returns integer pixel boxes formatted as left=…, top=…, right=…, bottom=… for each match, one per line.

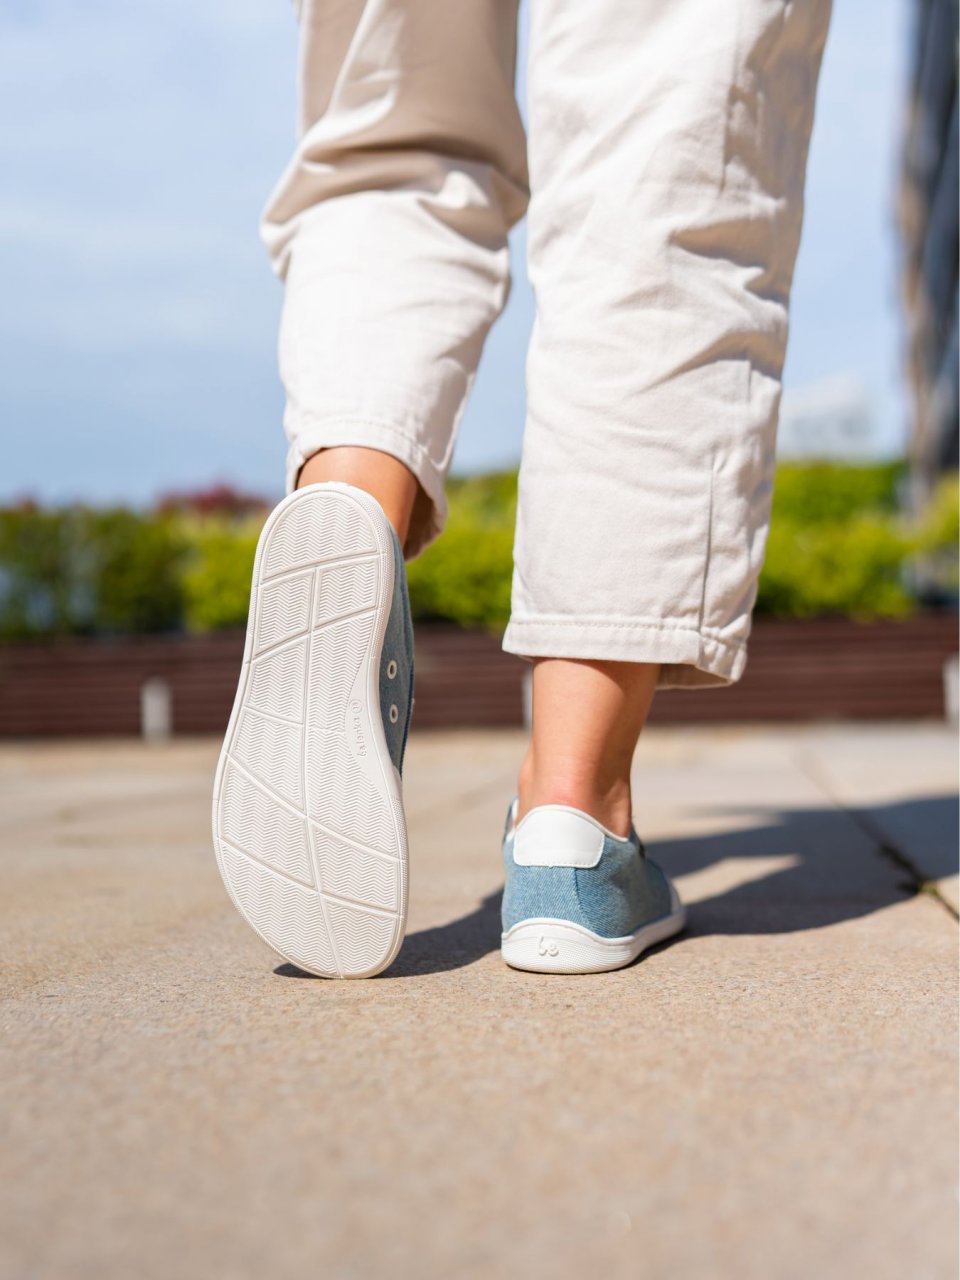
left=516, top=657, right=660, bottom=835
left=298, top=446, right=419, bottom=549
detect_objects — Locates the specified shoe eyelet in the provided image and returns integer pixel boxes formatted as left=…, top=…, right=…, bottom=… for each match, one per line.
left=386, top=659, right=398, bottom=679
left=388, top=704, right=399, bottom=724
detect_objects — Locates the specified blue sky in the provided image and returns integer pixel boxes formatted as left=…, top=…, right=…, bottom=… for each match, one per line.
left=0, top=0, right=910, bottom=506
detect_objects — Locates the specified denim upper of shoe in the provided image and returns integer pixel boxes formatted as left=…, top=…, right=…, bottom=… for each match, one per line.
left=501, top=802, right=676, bottom=939
left=378, top=525, right=415, bottom=776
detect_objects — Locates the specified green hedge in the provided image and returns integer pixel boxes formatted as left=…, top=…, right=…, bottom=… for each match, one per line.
left=0, top=507, right=187, bottom=638
left=760, top=461, right=910, bottom=618
left=405, top=473, right=517, bottom=628
left=761, top=463, right=957, bottom=618
left=0, top=464, right=956, bottom=639
left=178, top=517, right=263, bottom=633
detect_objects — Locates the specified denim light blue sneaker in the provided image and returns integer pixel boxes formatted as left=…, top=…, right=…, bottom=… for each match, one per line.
left=501, top=800, right=685, bottom=973
left=213, top=482, right=414, bottom=978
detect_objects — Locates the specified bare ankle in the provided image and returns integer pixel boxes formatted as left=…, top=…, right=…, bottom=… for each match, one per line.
left=514, top=658, right=657, bottom=839
left=297, top=446, right=418, bottom=547
left=517, top=754, right=633, bottom=838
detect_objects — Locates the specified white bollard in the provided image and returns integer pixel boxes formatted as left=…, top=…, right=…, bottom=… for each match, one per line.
left=944, top=655, right=958, bottom=726
left=141, top=677, right=172, bottom=742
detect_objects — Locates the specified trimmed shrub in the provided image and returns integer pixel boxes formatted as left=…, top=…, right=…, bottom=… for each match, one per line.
left=405, top=474, right=516, bottom=629
left=913, top=471, right=960, bottom=599
left=0, top=507, right=186, bottom=639
left=178, top=517, right=262, bottom=633
left=767, top=459, right=904, bottom=524
left=0, top=465, right=954, bottom=637
left=757, top=514, right=915, bottom=618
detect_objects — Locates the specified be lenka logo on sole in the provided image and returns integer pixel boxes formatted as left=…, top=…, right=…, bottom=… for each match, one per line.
left=348, top=698, right=367, bottom=757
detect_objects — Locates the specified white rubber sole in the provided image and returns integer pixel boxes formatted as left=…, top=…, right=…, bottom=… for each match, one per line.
left=501, top=906, right=686, bottom=975
left=212, top=483, right=408, bottom=979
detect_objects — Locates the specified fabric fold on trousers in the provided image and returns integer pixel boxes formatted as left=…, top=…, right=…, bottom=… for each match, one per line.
left=262, top=0, right=832, bottom=689
left=261, top=0, right=527, bottom=556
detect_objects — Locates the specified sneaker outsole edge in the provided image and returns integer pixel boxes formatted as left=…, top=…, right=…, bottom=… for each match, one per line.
left=212, top=483, right=408, bottom=979
left=500, top=907, right=687, bottom=975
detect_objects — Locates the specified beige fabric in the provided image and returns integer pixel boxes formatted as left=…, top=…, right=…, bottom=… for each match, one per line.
left=262, top=0, right=831, bottom=688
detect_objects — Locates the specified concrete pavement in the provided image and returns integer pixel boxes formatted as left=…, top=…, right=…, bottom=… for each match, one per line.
left=1, top=723, right=957, bottom=1279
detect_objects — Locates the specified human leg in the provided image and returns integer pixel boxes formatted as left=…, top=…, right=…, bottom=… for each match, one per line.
left=215, top=0, right=527, bottom=977
left=502, top=0, right=832, bottom=971
left=508, top=0, right=833, bottom=684
left=262, top=0, right=528, bottom=558
left=509, top=0, right=832, bottom=816
left=517, top=659, right=660, bottom=835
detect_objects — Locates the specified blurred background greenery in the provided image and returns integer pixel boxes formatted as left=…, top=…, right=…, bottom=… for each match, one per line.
left=0, top=462, right=956, bottom=642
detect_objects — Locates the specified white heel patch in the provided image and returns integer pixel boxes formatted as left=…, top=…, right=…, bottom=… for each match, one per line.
left=513, top=806, right=606, bottom=869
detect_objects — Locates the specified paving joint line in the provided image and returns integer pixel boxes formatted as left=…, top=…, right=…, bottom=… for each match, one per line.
left=796, top=752, right=959, bottom=923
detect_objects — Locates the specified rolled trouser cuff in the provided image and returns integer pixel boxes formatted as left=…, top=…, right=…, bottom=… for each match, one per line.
left=284, top=415, right=448, bottom=560
left=502, top=615, right=748, bottom=689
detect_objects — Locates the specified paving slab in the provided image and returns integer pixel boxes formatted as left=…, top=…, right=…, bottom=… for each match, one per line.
left=1, top=725, right=956, bottom=1280
left=787, top=721, right=959, bottom=911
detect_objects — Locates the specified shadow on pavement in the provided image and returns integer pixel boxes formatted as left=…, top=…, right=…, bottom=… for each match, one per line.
left=274, top=890, right=503, bottom=980
left=275, top=792, right=957, bottom=979
left=656, top=792, right=957, bottom=936
left=382, top=890, right=504, bottom=977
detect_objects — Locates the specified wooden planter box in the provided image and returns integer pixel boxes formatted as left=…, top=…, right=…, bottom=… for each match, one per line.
left=0, top=615, right=955, bottom=738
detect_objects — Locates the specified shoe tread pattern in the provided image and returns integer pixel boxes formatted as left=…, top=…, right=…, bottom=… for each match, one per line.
left=214, top=488, right=405, bottom=978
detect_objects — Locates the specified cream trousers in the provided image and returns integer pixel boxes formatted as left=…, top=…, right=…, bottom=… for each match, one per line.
left=261, top=0, right=831, bottom=688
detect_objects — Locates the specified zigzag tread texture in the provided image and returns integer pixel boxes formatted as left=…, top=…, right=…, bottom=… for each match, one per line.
left=214, top=486, right=406, bottom=979
left=254, top=571, right=313, bottom=655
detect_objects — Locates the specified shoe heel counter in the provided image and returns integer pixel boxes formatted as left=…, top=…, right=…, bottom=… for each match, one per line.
left=501, top=853, right=586, bottom=932
left=513, top=806, right=605, bottom=869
